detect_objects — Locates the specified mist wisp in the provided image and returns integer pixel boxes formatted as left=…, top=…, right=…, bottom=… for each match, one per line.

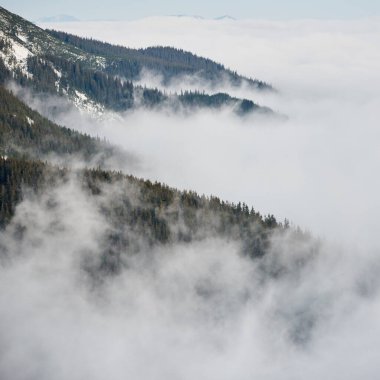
left=1, top=170, right=380, bottom=379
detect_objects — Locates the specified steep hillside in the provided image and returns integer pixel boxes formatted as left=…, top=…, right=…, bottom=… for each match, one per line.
left=0, top=157, right=312, bottom=270
left=47, top=30, right=273, bottom=90
left=0, top=6, right=102, bottom=71
left=0, top=83, right=118, bottom=161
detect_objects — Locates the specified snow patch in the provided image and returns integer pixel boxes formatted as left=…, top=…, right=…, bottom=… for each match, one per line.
left=11, top=41, right=30, bottom=62
left=51, top=65, right=62, bottom=78
left=75, top=90, right=88, bottom=102
left=73, top=90, right=104, bottom=115
left=51, top=65, right=62, bottom=89
left=0, top=30, right=33, bottom=76
left=26, top=116, right=34, bottom=125
left=17, top=33, right=28, bottom=44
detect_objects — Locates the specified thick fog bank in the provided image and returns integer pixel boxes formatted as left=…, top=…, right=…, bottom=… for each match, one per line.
left=1, top=177, right=380, bottom=379
left=2, top=18, right=378, bottom=379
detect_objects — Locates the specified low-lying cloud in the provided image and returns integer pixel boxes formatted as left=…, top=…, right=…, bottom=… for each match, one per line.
left=1, top=174, right=380, bottom=379
left=35, top=17, right=380, bottom=247
left=2, top=16, right=379, bottom=379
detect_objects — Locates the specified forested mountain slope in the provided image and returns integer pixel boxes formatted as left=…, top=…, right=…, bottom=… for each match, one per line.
left=0, top=6, right=275, bottom=115
left=47, top=29, right=273, bottom=90
left=0, top=5, right=308, bottom=277
left=0, top=157, right=313, bottom=273
left=0, top=83, right=119, bottom=161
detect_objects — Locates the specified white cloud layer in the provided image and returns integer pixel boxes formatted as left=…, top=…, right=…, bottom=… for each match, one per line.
left=1, top=175, right=380, bottom=380
left=38, top=17, right=380, bottom=247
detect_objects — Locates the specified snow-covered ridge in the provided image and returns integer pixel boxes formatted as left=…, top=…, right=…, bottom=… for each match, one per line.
left=0, top=29, right=104, bottom=117
left=0, top=7, right=107, bottom=118
left=0, top=6, right=99, bottom=66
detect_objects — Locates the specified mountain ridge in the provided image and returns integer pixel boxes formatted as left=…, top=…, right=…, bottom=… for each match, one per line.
left=0, top=6, right=275, bottom=117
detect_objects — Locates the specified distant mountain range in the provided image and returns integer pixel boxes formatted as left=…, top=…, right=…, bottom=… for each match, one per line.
left=37, top=15, right=80, bottom=23
left=37, top=15, right=236, bottom=23
left=214, top=15, right=236, bottom=20
left=171, top=15, right=236, bottom=20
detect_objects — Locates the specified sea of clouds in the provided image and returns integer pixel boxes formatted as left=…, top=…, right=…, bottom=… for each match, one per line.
left=37, top=16, right=380, bottom=245
left=1, top=16, right=380, bottom=379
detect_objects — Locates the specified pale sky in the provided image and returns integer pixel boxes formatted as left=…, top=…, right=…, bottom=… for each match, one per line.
left=2, top=0, right=380, bottom=21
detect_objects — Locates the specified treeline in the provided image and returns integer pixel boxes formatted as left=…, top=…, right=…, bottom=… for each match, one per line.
left=0, top=158, right=51, bottom=227
left=178, top=91, right=263, bottom=114
left=1, top=7, right=275, bottom=116
left=1, top=49, right=136, bottom=112
left=25, top=55, right=134, bottom=111
left=141, top=89, right=270, bottom=114
left=1, top=53, right=269, bottom=115
left=0, top=158, right=309, bottom=274
left=47, top=29, right=272, bottom=89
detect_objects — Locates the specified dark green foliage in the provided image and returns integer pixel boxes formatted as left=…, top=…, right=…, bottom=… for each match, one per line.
left=0, top=57, right=11, bottom=85
left=47, top=55, right=134, bottom=110
left=178, top=91, right=231, bottom=108
left=0, top=158, right=297, bottom=264
left=0, top=85, right=112, bottom=159
left=0, top=158, right=48, bottom=227
left=142, top=88, right=168, bottom=107
left=24, top=55, right=134, bottom=111
left=0, top=6, right=275, bottom=116
left=6, top=52, right=267, bottom=114
left=0, top=5, right=310, bottom=283
left=239, top=99, right=258, bottom=114
left=26, top=56, right=58, bottom=94
left=177, top=91, right=269, bottom=115
left=47, top=30, right=273, bottom=90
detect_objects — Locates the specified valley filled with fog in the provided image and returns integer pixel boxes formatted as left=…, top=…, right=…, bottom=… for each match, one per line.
left=1, top=13, right=380, bottom=380
left=39, top=17, right=380, bottom=245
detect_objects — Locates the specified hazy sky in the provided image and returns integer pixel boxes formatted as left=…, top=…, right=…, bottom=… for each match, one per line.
left=2, top=0, right=380, bottom=21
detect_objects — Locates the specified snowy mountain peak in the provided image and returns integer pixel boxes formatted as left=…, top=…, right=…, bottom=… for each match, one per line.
left=215, top=15, right=236, bottom=21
